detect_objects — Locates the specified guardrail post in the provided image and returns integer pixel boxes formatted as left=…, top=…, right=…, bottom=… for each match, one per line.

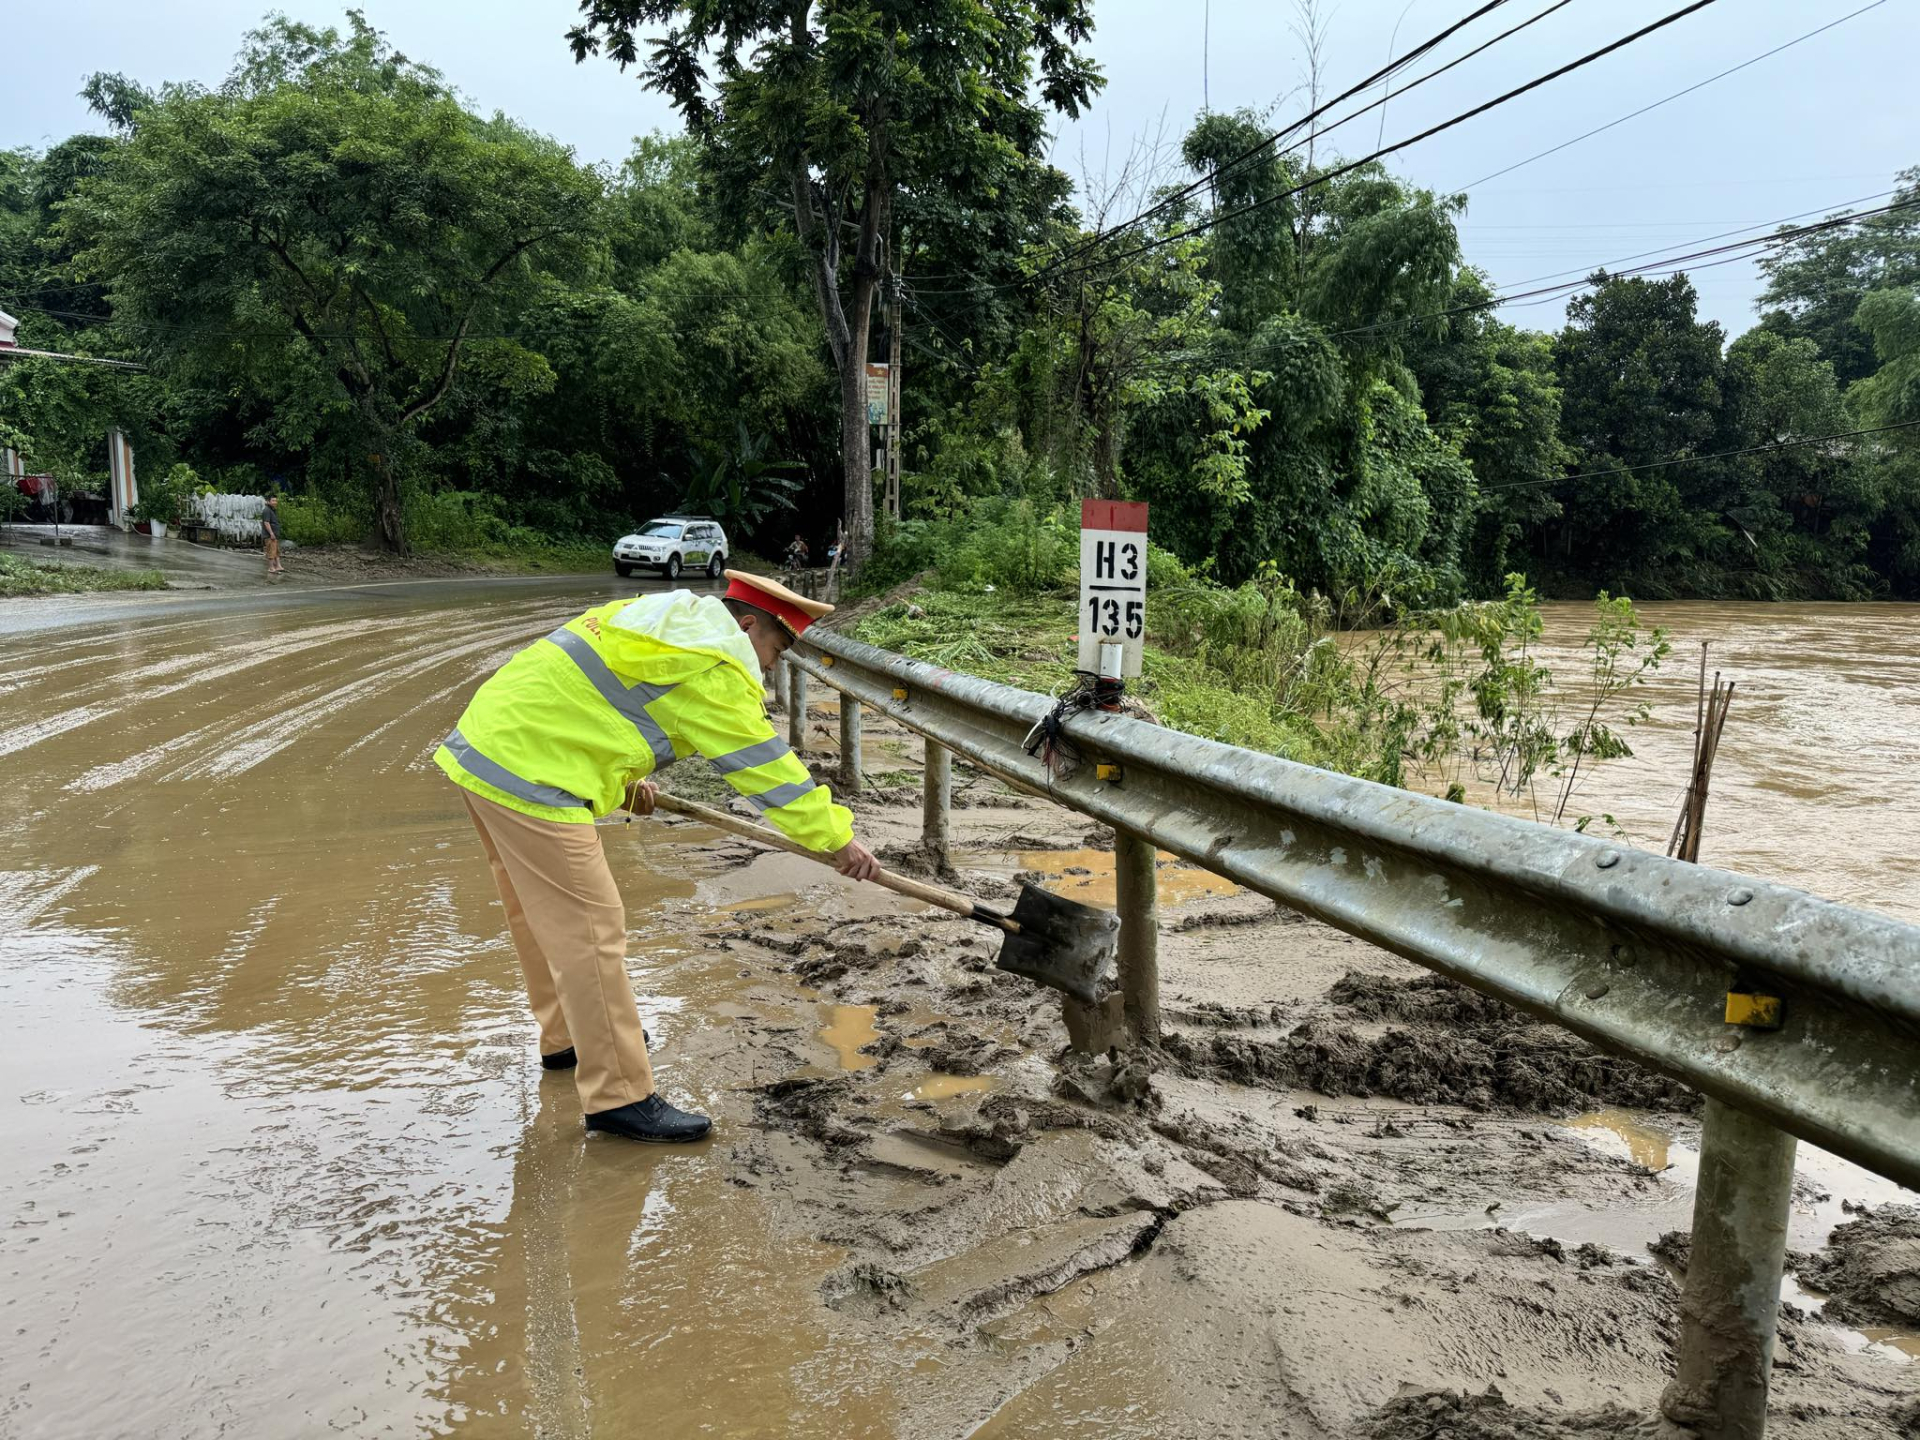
left=1114, top=829, right=1160, bottom=1044
left=1660, top=1097, right=1798, bottom=1440
left=922, top=738, right=950, bottom=864
left=788, top=664, right=809, bottom=753
left=839, top=692, right=863, bottom=791
left=771, top=655, right=790, bottom=714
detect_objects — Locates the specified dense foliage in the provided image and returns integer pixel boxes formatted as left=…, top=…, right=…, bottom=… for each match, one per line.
left=0, top=11, right=1915, bottom=603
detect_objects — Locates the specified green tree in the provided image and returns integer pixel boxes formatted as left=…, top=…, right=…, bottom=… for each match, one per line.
left=1717, top=328, right=1878, bottom=594
left=1404, top=277, right=1570, bottom=592
left=568, top=0, right=1103, bottom=563
left=0, top=149, right=34, bottom=300
left=1756, top=169, right=1920, bottom=387
left=68, top=15, right=599, bottom=551
left=1850, top=286, right=1920, bottom=589
left=1550, top=273, right=1728, bottom=587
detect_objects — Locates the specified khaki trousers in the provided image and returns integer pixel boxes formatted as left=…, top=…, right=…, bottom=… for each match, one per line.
left=463, top=792, right=655, bottom=1113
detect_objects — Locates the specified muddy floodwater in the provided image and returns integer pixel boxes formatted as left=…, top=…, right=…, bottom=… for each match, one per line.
left=1499, top=601, right=1920, bottom=921
left=0, top=582, right=897, bottom=1437
left=2, top=586, right=1918, bottom=1439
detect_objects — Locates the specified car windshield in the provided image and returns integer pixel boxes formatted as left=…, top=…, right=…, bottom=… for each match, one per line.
left=638, top=521, right=682, bottom=539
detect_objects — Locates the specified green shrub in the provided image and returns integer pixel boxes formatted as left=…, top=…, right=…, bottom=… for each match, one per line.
left=276, top=494, right=366, bottom=546
left=855, top=512, right=946, bottom=595
left=132, top=463, right=198, bottom=525
left=401, top=488, right=609, bottom=571
left=0, top=553, right=168, bottom=596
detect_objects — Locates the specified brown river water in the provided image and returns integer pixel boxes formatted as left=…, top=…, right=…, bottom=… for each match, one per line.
left=1513, top=600, right=1920, bottom=921
left=1, top=588, right=1916, bottom=1434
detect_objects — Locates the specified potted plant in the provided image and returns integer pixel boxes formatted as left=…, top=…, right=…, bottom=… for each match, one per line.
left=131, top=483, right=175, bottom=537
left=132, top=464, right=196, bottom=538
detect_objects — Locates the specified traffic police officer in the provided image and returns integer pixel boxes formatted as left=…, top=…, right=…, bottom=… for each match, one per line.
left=436, top=571, right=879, bottom=1142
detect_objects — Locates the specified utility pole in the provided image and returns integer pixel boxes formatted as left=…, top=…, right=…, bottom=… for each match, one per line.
left=886, top=269, right=902, bottom=522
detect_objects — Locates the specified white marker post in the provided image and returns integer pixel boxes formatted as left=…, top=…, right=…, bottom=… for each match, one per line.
left=1077, top=500, right=1148, bottom=679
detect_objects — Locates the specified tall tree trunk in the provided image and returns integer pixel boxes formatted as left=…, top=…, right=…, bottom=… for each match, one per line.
left=1092, top=415, right=1120, bottom=499
left=358, top=407, right=408, bottom=555
left=371, top=450, right=407, bottom=555
left=838, top=359, right=874, bottom=564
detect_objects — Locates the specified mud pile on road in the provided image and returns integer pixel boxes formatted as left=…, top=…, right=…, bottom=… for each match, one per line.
left=1158, top=967, right=1699, bottom=1114
left=1353, top=1387, right=1660, bottom=1439
left=1793, top=1205, right=1920, bottom=1327
left=662, top=692, right=1918, bottom=1437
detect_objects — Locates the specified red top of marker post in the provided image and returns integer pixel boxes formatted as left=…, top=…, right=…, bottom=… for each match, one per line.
left=1081, top=499, right=1148, bottom=532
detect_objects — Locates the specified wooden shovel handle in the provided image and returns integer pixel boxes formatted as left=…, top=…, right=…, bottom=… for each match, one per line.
left=646, top=790, right=1016, bottom=932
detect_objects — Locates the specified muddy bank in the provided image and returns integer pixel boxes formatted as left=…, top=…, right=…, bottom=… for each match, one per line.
left=7, top=580, right=1916, bottom=1438
left=671, top=683, right=1917, bottom=1435
left=1158, top=969, right=1699, bottom=1114
left=1794, top=1206, right=1920, bottom=1328
left=1354, top=1387, right=1657, bottom=1439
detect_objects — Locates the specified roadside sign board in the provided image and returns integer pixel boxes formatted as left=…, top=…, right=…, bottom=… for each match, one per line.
left=1078, top=499, right=1148, bottom=677
left=865, top=363, right=890, bottom=425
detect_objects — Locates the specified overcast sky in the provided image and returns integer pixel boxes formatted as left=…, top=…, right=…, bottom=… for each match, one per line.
left=7, top=0, right=1915, bottom=337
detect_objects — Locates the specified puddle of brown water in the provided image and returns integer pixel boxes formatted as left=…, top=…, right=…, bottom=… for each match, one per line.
left=821, top=1002, right=881, bottom=1070
left=0, top=591, right=910, bottom=1436
left=693, top=845, right=909, bottom=919
left=909, top=1074, right=997, bottom=1102
left=1567, top=1107, right=1673, bottom=1171
left=1015, top=848, right=1238, bottom=908
left=1404, top=1106, right=1916, bottom=1365
left=1860, top=1329, right=1920, bottom=1361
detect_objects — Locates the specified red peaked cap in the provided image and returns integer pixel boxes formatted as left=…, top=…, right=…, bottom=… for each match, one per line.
left=723, top=572, right=823, bottom=638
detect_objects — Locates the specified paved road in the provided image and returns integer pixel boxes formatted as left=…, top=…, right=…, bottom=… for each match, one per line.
left=0, top=527, right=722, bottom=635
left=0, top=575, right=882, bottom=1436
left=2, top=522, right=267, bottom=584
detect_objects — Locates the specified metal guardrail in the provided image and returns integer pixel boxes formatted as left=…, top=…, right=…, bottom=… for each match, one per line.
left=795, top=628, right=1920, bottom=1185
left=786, top=625, right=1920, bottom=1438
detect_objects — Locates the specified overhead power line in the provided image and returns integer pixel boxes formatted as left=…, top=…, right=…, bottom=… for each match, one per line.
left=1386, top=196, right=1920, bottom=335
left=1456, top=0, right=1890, bottom=190
left=921, top=2, right=1888, bottom=304
left=922, top=0, right=1724, bottom=299
left=0, top=347, right=145, bottom=370
left=1496, top=188, right=1901, bottom=290
left=1041, top=0, right=1522, bottom=276
left=1483, top=420, right=1920, bottom=495
left=1114, top=195, right=1920, bottom=375
left=1269, top=0, right=1577, bottom=173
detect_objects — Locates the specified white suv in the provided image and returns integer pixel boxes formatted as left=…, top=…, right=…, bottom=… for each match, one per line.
left=612, top=517, right=729, bottom=580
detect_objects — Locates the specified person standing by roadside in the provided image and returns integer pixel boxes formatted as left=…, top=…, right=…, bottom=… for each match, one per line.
left=262, top=495, right=284, bottom=575
left=435, top=571, right=882, bottom=1144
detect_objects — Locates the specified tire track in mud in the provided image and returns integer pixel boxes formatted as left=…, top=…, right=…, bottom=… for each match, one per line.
left=0, top=615, right=259, bottom=692
left=0, top=866, right=100, bottom=928
left=178, top=616, right=558, bottom=781
left=31, top=604, right=560, bottom=786
left=0, top=616, right=426, bottom=761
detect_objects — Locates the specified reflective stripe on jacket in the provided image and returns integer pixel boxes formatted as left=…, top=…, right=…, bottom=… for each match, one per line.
left=433, top=592, right=854, bottom=853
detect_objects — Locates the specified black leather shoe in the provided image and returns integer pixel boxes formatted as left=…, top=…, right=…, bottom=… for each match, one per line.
left=541, top=1033, right=652, bottom=1071
left=585, top=1094, right=711, bottom=1143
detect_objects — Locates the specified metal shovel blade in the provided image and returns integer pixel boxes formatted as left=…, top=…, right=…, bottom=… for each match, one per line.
left=992, top=882, right=1121, bottom=1004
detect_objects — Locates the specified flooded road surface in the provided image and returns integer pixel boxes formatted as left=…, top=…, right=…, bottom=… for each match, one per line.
left=6, top=587, right=1920, bottom=1436
left=1523, top=601, right=1920, bottom=920
left=0, top=581, right=899, bottom=1438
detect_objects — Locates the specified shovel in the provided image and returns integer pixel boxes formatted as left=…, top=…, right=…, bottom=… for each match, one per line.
left=643, top=791, right=1120, bottom=1003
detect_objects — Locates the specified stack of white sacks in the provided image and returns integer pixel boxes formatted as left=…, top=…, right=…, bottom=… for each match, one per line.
left=188, top=492, right=269, bottom=544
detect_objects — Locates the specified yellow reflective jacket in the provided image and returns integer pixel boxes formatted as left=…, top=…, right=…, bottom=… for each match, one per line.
left=434, top=591, right=854, bottom=853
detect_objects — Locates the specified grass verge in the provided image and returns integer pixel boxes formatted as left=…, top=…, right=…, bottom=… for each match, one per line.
left=847, top=586, right=1328, bottom=766
left=0, top=552, right=169, bottom=597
